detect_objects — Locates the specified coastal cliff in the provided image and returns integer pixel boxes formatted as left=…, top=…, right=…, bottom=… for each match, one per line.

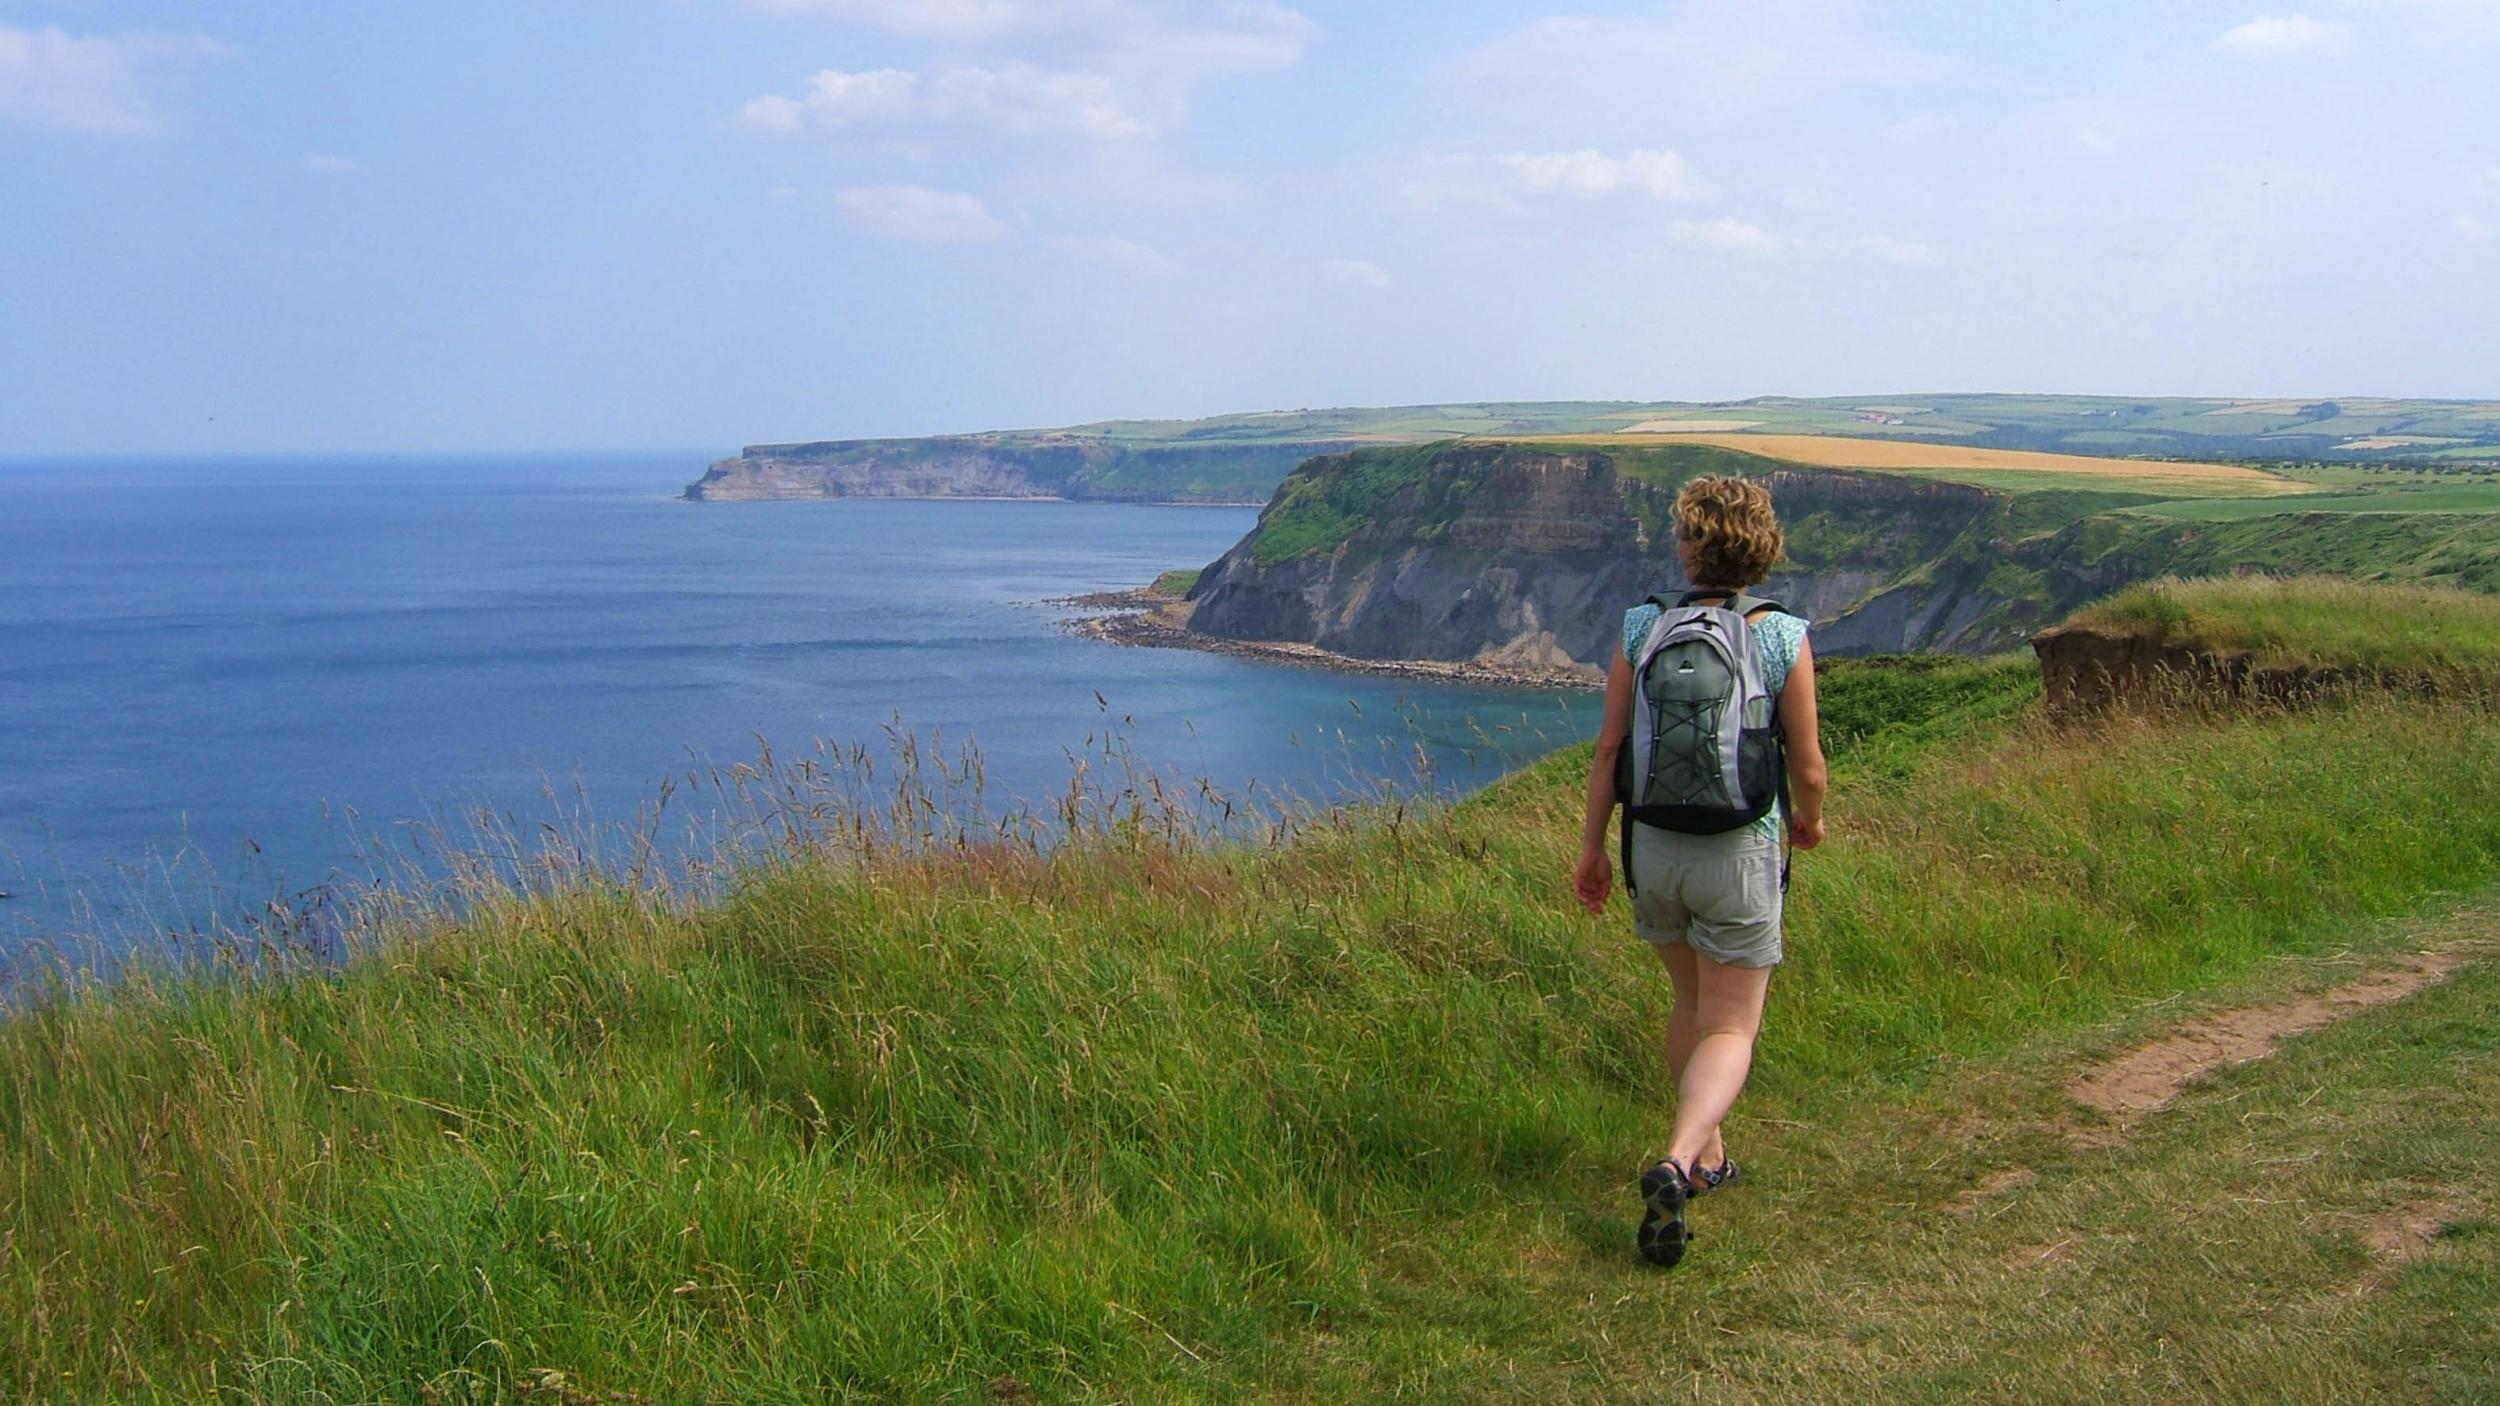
left=1181, top=443, right=2015, bottom=669
left=1176, top=443, right=2500, bottom=669
left=687, top=395, right=2500, bottom=504
left=685, top=434, right=1362, bottom=504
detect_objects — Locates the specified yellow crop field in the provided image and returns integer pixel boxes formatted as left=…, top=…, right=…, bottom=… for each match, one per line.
left=1512, top=432, right=2312, bottom=496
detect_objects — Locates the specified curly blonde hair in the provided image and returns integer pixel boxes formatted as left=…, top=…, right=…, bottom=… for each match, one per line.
left=1673, top=475, right=1785, bottom=589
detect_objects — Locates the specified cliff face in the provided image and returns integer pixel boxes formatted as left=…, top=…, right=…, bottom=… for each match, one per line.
left=687, top=452, right=1043, bottom=501
left=1186, top=449, right=1645, bottom=671
left=1184, top=445, right=2014, bottom=668
left=685, top=435, right=1362, bottom=504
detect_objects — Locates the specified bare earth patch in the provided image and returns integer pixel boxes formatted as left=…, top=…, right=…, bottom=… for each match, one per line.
left=1948, top=1166, right=2038, bottom=1218
left=2068, top=946, right=2484, bottom=1132
left=2361, top=1195, right=2475, bottom=1264
left=2010, top=1237, right=2076, bottom=1269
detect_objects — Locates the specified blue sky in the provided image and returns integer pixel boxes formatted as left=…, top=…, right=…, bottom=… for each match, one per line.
left=2, top=1, right=2494, bottom=453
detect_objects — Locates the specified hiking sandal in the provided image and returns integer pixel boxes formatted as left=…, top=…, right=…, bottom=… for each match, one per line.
left=1689, top=1158, right=1741, bottom=1197
left=1637, top=1158, right=1694, bottom=1268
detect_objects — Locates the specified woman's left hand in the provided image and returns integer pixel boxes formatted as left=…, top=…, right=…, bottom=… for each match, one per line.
left=1572, top=846, right=1612, bottom=913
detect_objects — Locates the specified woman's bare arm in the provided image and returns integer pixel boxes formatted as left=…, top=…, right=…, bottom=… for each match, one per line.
left=1574, top=642, right=1637, bottom=911
left=1776, top=633, right=1829, bottom=849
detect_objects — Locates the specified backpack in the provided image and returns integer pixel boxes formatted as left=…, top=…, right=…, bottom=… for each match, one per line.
left=1615, top=590, right=1789, bottom=896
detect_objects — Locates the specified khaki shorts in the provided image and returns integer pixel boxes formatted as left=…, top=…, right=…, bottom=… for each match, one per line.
left=1627, top=823, right=1785, bottom=968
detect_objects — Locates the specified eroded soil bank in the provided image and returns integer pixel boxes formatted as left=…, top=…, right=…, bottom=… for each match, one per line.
left=2028, top=625, right=2462, bottom=711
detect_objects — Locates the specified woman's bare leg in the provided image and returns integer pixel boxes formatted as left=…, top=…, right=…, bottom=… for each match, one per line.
left=1662, top=951, right=1772, bottom=1171
left=1652, top=943, right=1729, bottom=1169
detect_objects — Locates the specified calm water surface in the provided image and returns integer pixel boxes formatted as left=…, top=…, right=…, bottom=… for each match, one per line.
left=0, top=453, right=1587, bottom=968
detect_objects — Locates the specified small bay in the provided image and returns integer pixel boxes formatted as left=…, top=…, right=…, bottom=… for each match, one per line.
left=0, top=452, right=1587, bottom=970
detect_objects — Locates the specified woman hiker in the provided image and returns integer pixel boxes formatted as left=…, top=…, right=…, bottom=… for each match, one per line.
left=1571, top=474, right=1828, bottom=1269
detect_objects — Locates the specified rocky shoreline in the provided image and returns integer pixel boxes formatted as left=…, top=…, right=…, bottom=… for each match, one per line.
left=1052, top=590, right=1604, bottom=692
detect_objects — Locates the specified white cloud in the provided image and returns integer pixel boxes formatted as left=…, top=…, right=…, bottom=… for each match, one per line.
left=1395, top=148, right=1699, bottom=215
left=302, top=153, right=359, bottom=175
left=767, top=183, right=801, bottom=202
left=1493, top=149, right=1697, bottom=201
left=738, top=64, right=1149, bottom=140
left=1856, top=235, right=1933, bottom=264
left=1649, top=221, right=1920, bottom=260
left=1119, top=9, right=1312, bottom=78
left=2454, top=213, right=2495, bottom=237
left=833, top=185, right=1008, bottom=242
left=1057, top=234, right=1180, bottom=273
left=733, top=2, right=1312, bottom=144
left=1884, top=114, right=1941, bottom=143
left=746, top=0, right=1315, bottom=57
left=1321, top=258, right=1390, bottom=287
left=2022, top=97, right=2203, bottom=161
left=1447, top=4, right=1935, bottom=136
left=2214, top=15, right=2349, bottom=52
left=0, top=24, right=228, bottom=135
left=1668, top=217, right=1793, bottom=254
left=743, top=0, right=1036, bottom=41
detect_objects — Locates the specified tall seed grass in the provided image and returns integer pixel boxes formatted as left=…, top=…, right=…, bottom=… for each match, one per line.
left=2072, top=573, right=2500, bottom=672
left=7, top=667, right=2500, bottom=1401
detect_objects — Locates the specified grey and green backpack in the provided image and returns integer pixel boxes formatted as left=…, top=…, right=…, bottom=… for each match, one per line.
left=1615, top=590, right=1789, bottom=893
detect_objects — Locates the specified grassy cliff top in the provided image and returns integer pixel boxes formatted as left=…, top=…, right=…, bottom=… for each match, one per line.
left=11, top=648, right=2500, bottom=1398
left=1234, top=438, right=2182, bottom=567
left=762, top=394, right=2500, bottom=463
left=2067, top=574, right=2500, bottom=672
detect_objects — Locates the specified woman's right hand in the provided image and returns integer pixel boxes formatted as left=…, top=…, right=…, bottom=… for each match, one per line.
left=1573, top=846, right=1613, bottom=913
left=1788, top=813, right=1826, bottom=850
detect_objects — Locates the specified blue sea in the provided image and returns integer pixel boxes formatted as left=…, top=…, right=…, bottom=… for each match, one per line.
left=0, top=453, right=1587, bottom=973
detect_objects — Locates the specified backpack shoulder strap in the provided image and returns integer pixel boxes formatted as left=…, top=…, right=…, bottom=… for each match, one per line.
left=1629, top=595, right=1684, bottom=668
left=1677, top=589, right=1788, bottom=618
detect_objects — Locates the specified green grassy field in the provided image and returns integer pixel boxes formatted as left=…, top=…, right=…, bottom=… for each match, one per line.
left=2022, top=510, right=2500, bottom=599
left=1048, top=396, right=2500, bottom=464
left=721, top=398, right=2500, bottom=508
left=2126, top=479, right=2500, bottom=521
left=1238, top=440, right=2170, bottom=570
left=1886, top=466, right=2297, bottom=498
left=2278, top=463, right=2500, bottom=488
left=7, top=618, right=2500, bottom=1401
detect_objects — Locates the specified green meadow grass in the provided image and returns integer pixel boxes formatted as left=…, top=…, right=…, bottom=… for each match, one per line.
left=2071, top=574, right=2500, bottom=673
left=1892, top=466, right=2306, bottom=499
left=2126, top=480, right=2500, bottom=521
left=2277, top=462, right=2500, bottom=489
left=7, top=648, right=2500, bottom=1401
